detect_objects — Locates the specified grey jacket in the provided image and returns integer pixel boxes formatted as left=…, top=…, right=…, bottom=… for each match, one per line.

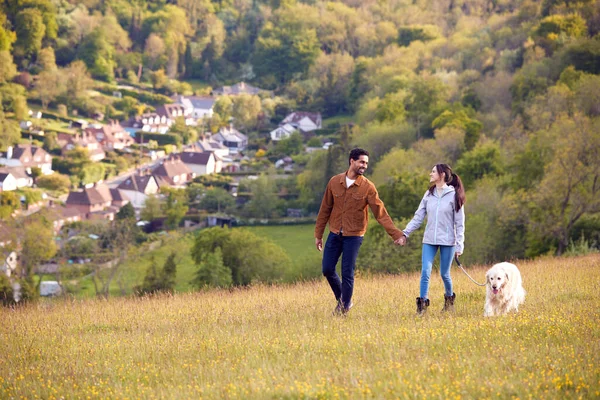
left=402, top=185, right=465, bottom=253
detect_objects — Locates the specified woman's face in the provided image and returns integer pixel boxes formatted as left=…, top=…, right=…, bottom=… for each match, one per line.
left=429, top=166, right=443, bottom=184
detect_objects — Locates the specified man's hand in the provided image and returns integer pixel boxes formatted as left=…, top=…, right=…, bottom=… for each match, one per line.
left=315, top=238, right=323, bottom=252
left=455, top=251, right=462, bottom=257
left=394, top=235, right=406, bottom=246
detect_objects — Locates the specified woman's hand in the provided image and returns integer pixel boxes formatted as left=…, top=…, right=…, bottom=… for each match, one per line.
left=455, top=251, right=462, bottom=257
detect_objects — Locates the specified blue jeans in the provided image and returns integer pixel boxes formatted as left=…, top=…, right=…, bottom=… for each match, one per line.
left=322, top=232, right=363, bottom=308
left=420, top=244, right=455, bottom=299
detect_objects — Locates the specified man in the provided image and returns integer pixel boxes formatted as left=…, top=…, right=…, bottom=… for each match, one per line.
left=315, top=148, right=404, bottom=315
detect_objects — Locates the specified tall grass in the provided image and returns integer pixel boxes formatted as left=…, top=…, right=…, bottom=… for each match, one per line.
left=2, top=255, right=599, bottom=399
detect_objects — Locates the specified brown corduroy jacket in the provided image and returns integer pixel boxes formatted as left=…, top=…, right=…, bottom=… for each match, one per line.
left=314, top=172, right=403, bottom=240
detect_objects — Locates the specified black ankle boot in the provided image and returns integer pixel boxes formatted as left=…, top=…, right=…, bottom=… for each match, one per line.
left=416, top=297, right=430, bottom=316
left=442, top=293, right=456, bottom=312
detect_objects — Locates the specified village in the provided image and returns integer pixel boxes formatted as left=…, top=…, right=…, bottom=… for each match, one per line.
left=0, top=80, right=332, bottom=298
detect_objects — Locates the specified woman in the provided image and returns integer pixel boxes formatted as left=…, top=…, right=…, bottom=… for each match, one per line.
left=401, top=164, right=465, bottom=315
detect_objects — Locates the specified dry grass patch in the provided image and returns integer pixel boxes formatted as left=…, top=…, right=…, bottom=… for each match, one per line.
left=1, top=255, right=599, bottom=399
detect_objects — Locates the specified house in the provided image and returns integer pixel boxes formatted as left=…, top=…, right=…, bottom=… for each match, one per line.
left=57, top=132, right=106, bottom=161
left=0, top=144, right=53, bottom=175
left=0, top=251, right=17, bottom=277
left=84, top=120, right=134, bottom=150
left=270, top=123, right=297, bottom=141
left=0, top=167, right=33, bottom=189
left=65, top=184, right=126, bottom=219
left=173, top=95, right=216, bottom=120
left=116, top=174, right=159, bottom=209
left=194, top=137, right=230, bottom=158
left=0, top=172, right=17, bottom=192
left=180, top=151, right=222, bottom=176
left=281, top=112, right=322, bottom=133
left=46, top=205, right=84, bottom=233
left=155, top=104, right=195, bottom=126
left=212, top=126, right=248, bottom=154
left=124, top=113, right=171, bottom=134
left=212, top=82, right=264, bottom=96
left=152, top=156, right=194, bottom=188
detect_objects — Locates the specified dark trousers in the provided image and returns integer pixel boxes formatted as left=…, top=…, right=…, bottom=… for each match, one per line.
left=322, top=232, right=364, bottom=308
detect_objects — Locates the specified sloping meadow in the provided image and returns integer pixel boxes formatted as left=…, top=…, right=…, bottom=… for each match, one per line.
left=1, top=255, right=599, bottom=399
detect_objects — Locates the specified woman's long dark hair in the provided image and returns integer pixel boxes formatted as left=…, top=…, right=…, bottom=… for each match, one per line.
left=428, top=164, right=465, bottom=212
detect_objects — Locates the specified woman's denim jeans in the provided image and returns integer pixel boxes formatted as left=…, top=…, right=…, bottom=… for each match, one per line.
left=322, top=232, right=363, bottom=309
left=420, top=243, right=455, bottom=299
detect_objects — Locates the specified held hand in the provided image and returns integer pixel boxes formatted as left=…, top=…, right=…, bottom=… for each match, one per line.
left=315, top=238, right=323, bottom=252
left=394, top=236, right=407, bottom=246
left=455, top=251, right=462, bottom=257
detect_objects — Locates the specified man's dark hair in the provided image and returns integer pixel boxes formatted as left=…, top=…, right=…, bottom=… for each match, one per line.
left=348, top=148, right=369, bottom=165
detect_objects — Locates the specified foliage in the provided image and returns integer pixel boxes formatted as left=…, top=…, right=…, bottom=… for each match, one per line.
left=191, top=227, right=289, bottom=286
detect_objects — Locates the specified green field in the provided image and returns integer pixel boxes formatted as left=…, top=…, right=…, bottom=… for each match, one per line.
left=73, top=224, right=321, bottom=297
left=3, top=255, right=599, bottom=398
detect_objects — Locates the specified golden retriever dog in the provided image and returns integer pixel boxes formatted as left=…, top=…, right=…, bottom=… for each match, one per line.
left=484, top=262, right=525, bottom=317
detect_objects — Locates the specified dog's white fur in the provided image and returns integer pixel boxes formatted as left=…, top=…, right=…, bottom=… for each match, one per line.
left=484, top=262, right=525, bottom=317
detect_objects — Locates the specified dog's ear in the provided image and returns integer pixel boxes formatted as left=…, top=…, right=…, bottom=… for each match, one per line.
left=504, top=271, right=509, bottom=281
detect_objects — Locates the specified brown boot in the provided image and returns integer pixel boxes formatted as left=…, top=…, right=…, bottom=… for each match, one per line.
left=416, top=297, right=429, bottom=316
left=442, top=293, right=456, bottom=312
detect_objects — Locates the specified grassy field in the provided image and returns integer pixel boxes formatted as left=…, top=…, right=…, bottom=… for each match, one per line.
left=2, top=254, right=599, bottom=399
left=73, top=224, right=320, bottom=297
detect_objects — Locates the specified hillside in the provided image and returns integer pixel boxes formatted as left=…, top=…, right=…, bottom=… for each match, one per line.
left=2, top=254, right=599, bottom=398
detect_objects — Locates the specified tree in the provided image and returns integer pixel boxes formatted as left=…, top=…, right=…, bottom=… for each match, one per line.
left=231, top=94, right=262, bottom=131
left=192, top=247, right=231, bottom=288
left=0, top=51, right=17, bottom=84
left=191, top=227, right=288, bottom=286
left=37, top=47, right=57, bottom=71
left=78, top=28, right=115, bottom=81
left=35, top=69, right=65, bottom=109
left=199, top=187, right=234, bottom=213
left=0, top=97, right=20, bottom=151
left=213, top=95, right=233, bottom=121
left=64, top=61, right=93, bottom=104
left=14, top=8, right=45, bottom=59
left=253, top=21, right=320, bottom=86
left=529, top=115, right=600, bottom=255
left=116, top=203, right=135, bottom=220
left=144, top=34, right=166, bottom=70
left=161, top=251, right=177, bottom=293
left=162, top=188, right=188, bottom=229
left=244, top=172, right=279, bottom=218
left=456, top=142, right=504, bottom=189
left=141, top=195, right=163, bottom=221
left=20, top=217, right=57, bottom=277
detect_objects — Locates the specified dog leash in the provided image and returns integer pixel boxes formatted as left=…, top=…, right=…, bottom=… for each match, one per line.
left=454, top=255, right=486, bottom=286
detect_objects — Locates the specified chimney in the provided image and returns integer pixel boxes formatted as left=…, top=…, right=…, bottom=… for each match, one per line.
left=6, top=146, right=13, bottom=159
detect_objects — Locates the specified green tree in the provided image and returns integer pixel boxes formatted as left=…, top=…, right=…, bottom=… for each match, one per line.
left=456, top=142, right=504, bottom=189
left=244, top=172, right=279, bottom=218
left=14, top=8, right=45, bottom=59
left=199, top=187, right=234, bottom=213
left=141, top=195, right=163, bottom=221
left=191, top=227, right=288, bottom=286
left=162, top=188, right=188, bottom=229
left=20, top=217, right=57, bottom=276
left=78, top=28, right=115, bottom=82
left=0, top=51, right=17, bottom=84
left=529, top=115, right=600, bottom=255
left=192, top=247, right=231, bottom=288
left=0, top=97, right=20, bottom=151
left=253, top=22, right=320, bottom=86
left=232, top=94, right=262, bottom=131
left=116, top=202, right=135, bottom=220
left=161, top=251, right=177, bottom=293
